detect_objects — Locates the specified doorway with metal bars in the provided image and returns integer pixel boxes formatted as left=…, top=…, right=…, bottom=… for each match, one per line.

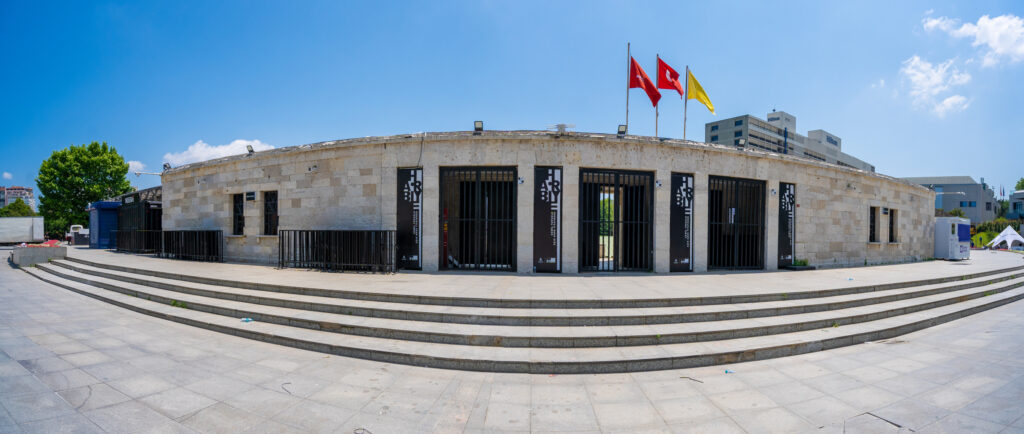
left=439, top=167, right=517, bottom=271
left=579, top=169, right=654, bottom=272
left=708, top=175, right=766, bottom=270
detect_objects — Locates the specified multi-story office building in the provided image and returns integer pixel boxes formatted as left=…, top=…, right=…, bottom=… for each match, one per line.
left=901, top=176, right=997, bottom=224
left=704, top=110, right=875, bottom=172
left=0, top=186, right=37, bottom=211
left=1008, top=189, right=1024, bottom=220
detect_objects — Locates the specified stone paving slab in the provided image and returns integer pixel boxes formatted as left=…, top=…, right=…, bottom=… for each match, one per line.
left=66, top=247, right=1024, bottom=302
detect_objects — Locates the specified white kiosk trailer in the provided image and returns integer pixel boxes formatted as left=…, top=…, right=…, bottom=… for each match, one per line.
left=934, top=216, right=971, bottom=260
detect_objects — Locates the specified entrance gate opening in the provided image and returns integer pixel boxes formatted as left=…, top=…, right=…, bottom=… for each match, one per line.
left=579, top=169, right=653, bottom=272
left=439, top=167, right=517, bottom=271
left=708, top=176, right=766, bottom=269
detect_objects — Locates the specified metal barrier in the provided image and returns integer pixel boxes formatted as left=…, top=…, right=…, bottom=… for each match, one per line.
left=160, top=230, right=224, bottom=262
left=113, top=230, right=162, bottom=254
left=278, top=230, right=396, bottom=273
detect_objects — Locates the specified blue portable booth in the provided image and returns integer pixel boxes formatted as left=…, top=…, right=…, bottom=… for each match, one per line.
left=87, top=201, right=120, bottom=249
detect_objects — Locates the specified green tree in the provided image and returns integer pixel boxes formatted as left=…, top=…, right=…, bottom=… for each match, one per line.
left=948, top=208, right=966, bottom=218
left=996, top=200, right=1009, bottom=219
left=1016, top=177, right=1024, bottom=191
left=36, top=142, right=131, bottom=237
left=0, top=198, right=36, bottom=217
left=599, top=198, right=614, bottom=235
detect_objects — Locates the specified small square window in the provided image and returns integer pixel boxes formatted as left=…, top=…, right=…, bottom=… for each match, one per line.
left=734, top=120, right=743, bottom=126
left=734, top=131, right=742, bottom=137
left=710, top=135, right=718, bottom=141
left=710, top=125, right=719, bottom=132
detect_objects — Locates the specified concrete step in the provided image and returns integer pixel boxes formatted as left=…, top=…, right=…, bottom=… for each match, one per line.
left=63, top=255, right=1024, bottom=308
left=33, top=262, right=1024, bottom=348
left=23, top=265, right=1024, bottom=373
left=50, top=259, right=1024, bottom=326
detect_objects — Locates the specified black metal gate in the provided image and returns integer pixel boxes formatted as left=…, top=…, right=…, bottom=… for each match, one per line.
left=778, top=182, right=796, bottom=267
left=579, top=169, right=653, bottom=272
left=439, top=167, right=517, bottom=271
left=708, top=176, right=766, bottom=269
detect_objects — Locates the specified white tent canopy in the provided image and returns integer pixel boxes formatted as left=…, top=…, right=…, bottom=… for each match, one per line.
left=986, top=225, right=1024, bottom=249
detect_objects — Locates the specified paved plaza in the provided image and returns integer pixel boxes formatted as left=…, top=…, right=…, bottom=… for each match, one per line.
left=2, top=255, right=1024, bottom=433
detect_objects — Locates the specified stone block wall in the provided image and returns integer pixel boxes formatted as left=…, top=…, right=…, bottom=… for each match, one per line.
left=162, top=132, right=934, bottom=270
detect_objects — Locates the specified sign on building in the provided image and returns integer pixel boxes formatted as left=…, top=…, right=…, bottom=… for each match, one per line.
left=396, top=168, right=423, bottom=270
left=533, top=166, right=562, bottom=272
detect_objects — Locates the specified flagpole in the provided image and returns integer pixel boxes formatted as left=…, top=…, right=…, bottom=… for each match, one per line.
left=625, top=43, right=630, bottom=134
left=655, top=54, right=659, bottom=138
left=683, top=65, right=690, bottom=141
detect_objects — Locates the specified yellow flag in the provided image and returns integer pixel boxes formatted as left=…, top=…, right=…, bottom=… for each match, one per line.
left=686, top=69, right=715, bottom=114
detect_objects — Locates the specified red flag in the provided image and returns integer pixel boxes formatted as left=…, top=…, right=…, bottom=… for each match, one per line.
left=629, top=57, right=661, bottom=107
left=657, top=57, right=684, bottom=98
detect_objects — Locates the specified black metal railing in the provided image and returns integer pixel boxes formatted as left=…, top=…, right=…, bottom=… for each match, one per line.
left=160, top=230, right=224, bottom=262
left=114, top=230, right=162, bottom=254
left=278, top=230, right=396, bottom=273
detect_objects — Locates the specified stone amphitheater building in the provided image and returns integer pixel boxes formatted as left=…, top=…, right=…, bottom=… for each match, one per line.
left=160, top=130, right=935, bottom=273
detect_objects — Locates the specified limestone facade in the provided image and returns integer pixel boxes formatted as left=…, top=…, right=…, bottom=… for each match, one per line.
left=161, top=131, right=935, bottom=271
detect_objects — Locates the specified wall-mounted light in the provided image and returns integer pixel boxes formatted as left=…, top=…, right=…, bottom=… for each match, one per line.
left=655, top=180, right=663, bottom=188
left=518, top=177, right=525, bottom=185
left=162, top=163, right=172, bottom=171
left=247, top=144, right=255, bottom=155
left=771, top=188, right=777, bottom=196
left=617, top=125, right=627, bottom=136
left=474, top=121, right=484, bottom=133
left=737, top=138, right=746, bottom=149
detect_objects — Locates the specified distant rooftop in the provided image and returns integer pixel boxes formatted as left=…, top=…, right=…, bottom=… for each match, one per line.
left=901, top=176, right=978, bottom=186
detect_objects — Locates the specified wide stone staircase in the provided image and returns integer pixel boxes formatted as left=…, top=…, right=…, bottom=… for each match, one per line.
left=24, top=256, right=1024, bottom=374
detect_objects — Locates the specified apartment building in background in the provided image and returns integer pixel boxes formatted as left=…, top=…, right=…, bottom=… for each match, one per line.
left=704, top=110, right=875, bottom=172
left=0, top=186, right=37, bottom=211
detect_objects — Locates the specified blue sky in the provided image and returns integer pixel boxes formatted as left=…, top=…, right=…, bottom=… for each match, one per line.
left=2, top=1, right=1023, bottom=195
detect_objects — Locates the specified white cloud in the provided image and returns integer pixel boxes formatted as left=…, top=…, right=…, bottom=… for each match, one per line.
left=900, top=55, right=971, bottom=116
left=923, top=16, right=958, bottom=32
left=127, top=160, right=146, bottom=173
left=932, top=94, right=970, bottom=117
left=2, top=172, right=11, bottom=180
left=163, top=139, right=274, bottom=166
left=900, top=56, right=970, bottom=99
left=924, top=14, right=1024, bottom=67
left=870, top=79, right=886, bottom=88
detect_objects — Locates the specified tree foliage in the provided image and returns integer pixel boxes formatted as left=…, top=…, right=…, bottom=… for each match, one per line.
left=1016, top=177, right=1024, bottom=191
left=996, top=200, right=1009, bottom=219
left=948, top=208, right=966, bottom=218
left=36, top=142, right=131, bottom=237
left=0, top=198, right=36, bottom=217
left=977, top=217, right=1023, bottom=234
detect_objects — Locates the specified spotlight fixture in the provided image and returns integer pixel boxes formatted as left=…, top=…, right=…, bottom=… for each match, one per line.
left=247, top=144, right=255, bottom=155
left=474, top=121, right=484, bottom=132
left=737, top=138, right=746, bottom=149
left=162, top=163, right=171, bottom=171
left=617, top=125, right=627, bottom=136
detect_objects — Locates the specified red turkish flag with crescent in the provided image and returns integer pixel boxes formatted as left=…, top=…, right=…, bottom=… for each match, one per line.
left=657, top=57, right=684, bottom=98
left=629, top=57, right=661, bottom=107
